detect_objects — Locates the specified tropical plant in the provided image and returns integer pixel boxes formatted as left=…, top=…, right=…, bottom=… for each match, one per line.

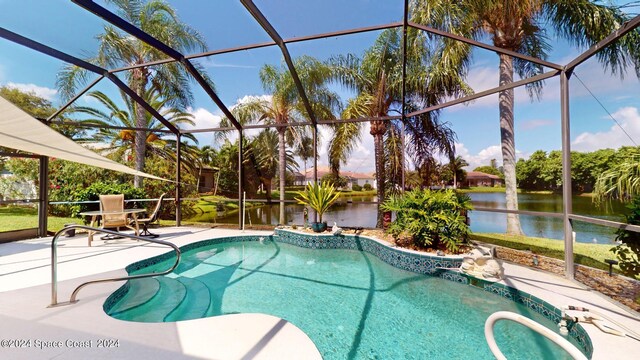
left=448, top=156, right=469, bottom=188
left=328, top=28, right=465, bottom=227
left=249, top=129, right=299, bottom=202
left=612, top=196, right=640, bottom=278
left=412, top=0, right=640, bottom=235
left=594, top=157, right=640, bottom=204
left=220, top=56, right=339, bottom=223
left=321, top=173, right=348, bottom=189
left=294, top=181, right=340, bottom=223
left=381, top=189, right=472, bottom=252
left=57, top=0, right=207, bottom=187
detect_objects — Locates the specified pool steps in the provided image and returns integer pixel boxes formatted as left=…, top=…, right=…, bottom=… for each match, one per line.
left=113, top=277, right=187, bottom=322
left=109, top=266, right=215, bottom=322
left=164, top=277, right=212, bottom=321
left=107, top=277, right=160, bottom=315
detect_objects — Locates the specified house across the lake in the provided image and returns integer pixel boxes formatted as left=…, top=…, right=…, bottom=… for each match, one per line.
left=466, top=171, right=503, bottom=187
left=302, top=166, right=376, bottom=190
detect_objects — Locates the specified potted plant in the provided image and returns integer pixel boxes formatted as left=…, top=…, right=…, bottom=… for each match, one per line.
left=295, top=181, right=339, bottom=232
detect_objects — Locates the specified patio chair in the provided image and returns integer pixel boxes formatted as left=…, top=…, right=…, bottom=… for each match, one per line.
left=136, top=193, right=165, bottom=238
left=99, top=194, right=136, bottom=234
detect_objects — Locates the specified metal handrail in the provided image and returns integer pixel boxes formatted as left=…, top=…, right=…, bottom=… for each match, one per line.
left=50, top=225, right=181, bottom=306
left=485, top=311, right=587, bottom=360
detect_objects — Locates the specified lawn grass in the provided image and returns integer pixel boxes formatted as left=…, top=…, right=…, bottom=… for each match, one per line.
left=470, top=232, right=616, bottom=272
left=458, top=187, right=554, bottom=194
left=0, top=206, right=78, bottom=233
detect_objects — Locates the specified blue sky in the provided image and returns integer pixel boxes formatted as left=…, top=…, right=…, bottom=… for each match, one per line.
left=0, top=0, right=639, bottom=173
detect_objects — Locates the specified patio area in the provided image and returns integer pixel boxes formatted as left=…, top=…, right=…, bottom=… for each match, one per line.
left=1, top=226, right=639, bottom=359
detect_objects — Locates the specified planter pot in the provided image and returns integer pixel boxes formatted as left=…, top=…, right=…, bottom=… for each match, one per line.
left=311, top=221, right=327, bottom=233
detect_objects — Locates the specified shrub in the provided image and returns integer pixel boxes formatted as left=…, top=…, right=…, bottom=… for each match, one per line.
left=613, top=196, right=640, bottom=277
left=363, top=183, right=373, bottom=191
left=321, top=173, right=348, bottom=188
left=352, top=184, right=363, bottom=191
left=381, top=189, right=472, bottom=253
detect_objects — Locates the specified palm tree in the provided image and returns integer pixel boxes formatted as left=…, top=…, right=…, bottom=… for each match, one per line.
left=449, top=156, right=469, bottom=189
left=220, top=56, right=339, bottom=224
left=328, top=29, right=466, bottom=227
left=594, top=157, right=640, bottom=204
left=293, top=134, right=315, bottom=178
left=57, top=0, right=207, bottom=187
left=249, top=129, right=299, bottom=202
left=73, top=89, right=199, bottom=171
left=412, top=0, right=640, bottom=234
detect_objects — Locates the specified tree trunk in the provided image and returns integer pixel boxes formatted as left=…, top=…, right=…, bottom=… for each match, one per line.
left=263, top=177, right=273, bottom=204
left=133, top=69, right=147, bottom=189
left=278, top=128, right=286, bottom=225
left=371, top=120, right=386, bottom=228
left=498, top=54, right=524, bottom=235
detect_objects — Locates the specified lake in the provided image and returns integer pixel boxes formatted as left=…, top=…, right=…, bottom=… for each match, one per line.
left=192, top=192, right=626, bottom=244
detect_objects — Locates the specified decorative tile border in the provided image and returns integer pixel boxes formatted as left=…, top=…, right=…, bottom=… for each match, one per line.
left=107, top=230, right=592, bottom=358
left=274, top=229, right=464, bottom=275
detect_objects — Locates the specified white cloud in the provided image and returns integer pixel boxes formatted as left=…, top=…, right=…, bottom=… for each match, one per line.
left=231, top=94, right=272, bottom=110
left=454, top=143, right=526, bottom=170
left=4, top=82, right=57, bottom=100
left=184, top=107, right=222, bottom=146
left=572, top=106, right=640, bottom=152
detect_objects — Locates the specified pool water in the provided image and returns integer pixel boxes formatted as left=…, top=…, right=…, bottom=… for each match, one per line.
left=107, top=240, right=584, bottom=359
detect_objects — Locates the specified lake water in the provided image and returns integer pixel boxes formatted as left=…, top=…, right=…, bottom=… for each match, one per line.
left=192, top=192, right=626, bottom=244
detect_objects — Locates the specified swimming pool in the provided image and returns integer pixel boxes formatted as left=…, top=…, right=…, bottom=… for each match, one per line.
left=105, top=233, right=590, bottom=359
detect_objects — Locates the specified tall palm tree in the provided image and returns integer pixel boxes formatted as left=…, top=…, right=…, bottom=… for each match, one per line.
left=412, top=0, right=640, bottom=234
left=57, top=0, right=207, bottom=187
left=73, top=89, right=199, bottom=171
left=249, top=129, right=299, bottom=202
left=220, top=56, right=340, bottom=224
left=328, top=29, right=467, bottom=227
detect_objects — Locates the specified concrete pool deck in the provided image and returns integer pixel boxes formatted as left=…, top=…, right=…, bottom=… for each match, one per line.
left=1, top=227, right=639, bottom=359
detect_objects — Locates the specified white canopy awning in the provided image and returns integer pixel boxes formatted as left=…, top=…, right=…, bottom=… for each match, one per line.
left=0, top=95, right=168, bottom=181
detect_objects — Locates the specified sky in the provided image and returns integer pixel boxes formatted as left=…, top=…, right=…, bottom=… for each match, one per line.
left=0, top=0, right=639, bottom=173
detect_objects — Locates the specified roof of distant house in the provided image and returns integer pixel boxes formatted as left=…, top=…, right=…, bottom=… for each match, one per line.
left=303, top=166, right=375, bottom=180
left=466, top=171, right=502, bottom=180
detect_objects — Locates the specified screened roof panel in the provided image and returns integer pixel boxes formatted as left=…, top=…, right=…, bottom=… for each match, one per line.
left=254, top=0, right=404, bottom=39
left=191, top=45, right=285, bottom=106
left=166, top=0, right=273, bottom=50
left=0, top=0, right=115, bottom=64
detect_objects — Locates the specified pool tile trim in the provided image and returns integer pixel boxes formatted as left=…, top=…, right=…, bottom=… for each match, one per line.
left=106, top=229, right=592, bottom=358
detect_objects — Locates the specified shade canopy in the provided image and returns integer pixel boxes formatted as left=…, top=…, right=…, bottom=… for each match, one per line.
left=0, top=95, right=168, bottom=182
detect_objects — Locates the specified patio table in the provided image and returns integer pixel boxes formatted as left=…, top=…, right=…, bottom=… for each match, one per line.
left=80, top=208, right=146, bottom=246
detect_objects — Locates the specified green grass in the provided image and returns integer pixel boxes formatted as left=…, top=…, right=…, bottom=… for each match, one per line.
left=470, top=232, right=616, bottom=272
left=458, top=187, right=554, bottom=194
left=0, top=206, right=78, bottom=233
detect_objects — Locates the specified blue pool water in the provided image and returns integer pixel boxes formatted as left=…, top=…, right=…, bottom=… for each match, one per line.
left=107, top=240, right=584, bottom=359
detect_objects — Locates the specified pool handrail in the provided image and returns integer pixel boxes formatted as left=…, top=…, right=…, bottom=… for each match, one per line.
left=485, top=311, right=587, bottom=360
left=50, top=224, right=181, bottom=306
